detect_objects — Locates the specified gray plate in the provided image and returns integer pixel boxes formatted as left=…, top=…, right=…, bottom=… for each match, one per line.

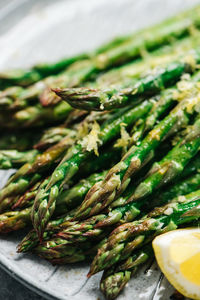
left=0, top=0, right=199, bottom=299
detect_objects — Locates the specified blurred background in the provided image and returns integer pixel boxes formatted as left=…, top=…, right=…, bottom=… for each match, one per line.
left=1, top=0, right=200, bottom=70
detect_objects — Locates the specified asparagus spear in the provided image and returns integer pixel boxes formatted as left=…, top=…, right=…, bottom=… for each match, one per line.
left=56, top=47, right=200, bottom=111
left=0, top=177, right=64, bottom=233
left=0, top=196, right=19, bottom=214
left=93, top=5, right=200, bottom=69
left=12, top=180, right=44, bottom=210
left=0, top=54, right=88, bottom=88
left=100, top=244, right=153, bottom=300
left=116, top=70, right=200, bottom=148
left=0, top=134, right=75, bottom=203
left=0, top=201, right=72, bottom=234
left=75, top=92, right=200, bottom=220
left=126, top=118, right=200, bottom=203
left=0, top=131, right=40, bottom=151
left=94, top=34, right=199, bottom=89
left=0, top=149, right=39, bottom=169
left=0, top=172, right=42, bottom=205
left=89, top=188, right=200, bottom=276
left=17, top=210, right=77, bottom=252
left=31, top=100, right=155, bottom=239
left=0, top=101, right=72, bottom=129
left=14, top=170, right=107, bottom=211
left=55, top=171, right=107, bottom=214
left=57, top=167, right=200, bottom=244
left=129, top=87, right=179, bottom=146
left=34, top=237, right=107, bottom=264
left=51, top=34, right=198, bottom=107
left=34, top=127, right=76, bottom=150
left=0, top=207, right=32, bottom=233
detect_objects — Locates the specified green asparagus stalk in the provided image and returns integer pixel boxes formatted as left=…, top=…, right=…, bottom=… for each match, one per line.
left=126, top=119, right=200, bottom=203
left=51, top=34, right=198, bottom=107
left=31, top=100, right=155, bottom=239
left=0, top=54, right=88, bottom=88
left=0, top=178, right=46, bottom=213
left=0, top=202, right=70, bottom=234
left=0, top=177, right=60, bottom=233
left=0, top=101, right=72, bottom=129
left=94, top=34, right=199, bottom=89
left=0, top=149, right=39, bottom=169
left=11, top=180, right=44, bottom=210
left=93, top=5, right=200, bottom=69
left=74, top=91, right=200, bottom=220
left=55, top=170, right=107, bottom=214
left=0, top=207, right=32, bottom=233
left=0, top=172, right=42, bottom=205
left=0, top=134, right=75, bottom=203
left=100, top=244, right=153, bottom=300
left=0, top=131, right=40, bottom=151
left=34, top=127, right=76, bottom=150
left=34, top=237, right=107, bottom=265
left=89, top=188, right=200, bottom=276
left=17, top=210, right=77, bottom=252
left=117, top=69, right=200, bottom=148
left=56, top=47, right=200, bottom=111
left=56, top=168, right=200, bottom=244
left=0, top=86, right=31, bottom=111
left=0, top=196, right=19, bottom=214
left=129, top=89, right=176, bottom=146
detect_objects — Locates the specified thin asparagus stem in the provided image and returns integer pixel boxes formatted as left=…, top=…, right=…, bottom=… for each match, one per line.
left=57, top=166, right=200, bottom=244
left=75, top=88, right=200, bottom=220
left=0, top=131, right=40, bottom=151
left=0, top=149, right=39, bottom=169
left=0, top=134, right=76, bottom=203
left=100, top=244, right=153, bottom=300
left=0, top=101, right=72, bottom=129
left=0, top=54, right=88, bottom=88
left=34, top=127, right=76, bottom=150
left=89, top=188, right=200, bottom=276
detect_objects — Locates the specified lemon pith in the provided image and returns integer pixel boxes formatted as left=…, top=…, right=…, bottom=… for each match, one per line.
left=153, top=229, right=200, bottom=300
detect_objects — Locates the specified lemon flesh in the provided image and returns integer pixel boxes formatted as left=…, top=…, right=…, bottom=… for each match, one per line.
left=153, top=228, right=200, bottom=299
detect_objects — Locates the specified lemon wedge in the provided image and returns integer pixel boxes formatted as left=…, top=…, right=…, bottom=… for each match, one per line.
left=153, top=228, right=200, bottom=299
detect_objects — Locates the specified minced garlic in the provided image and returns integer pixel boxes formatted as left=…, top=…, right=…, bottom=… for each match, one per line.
left=79, top=121, right=101, bottom=156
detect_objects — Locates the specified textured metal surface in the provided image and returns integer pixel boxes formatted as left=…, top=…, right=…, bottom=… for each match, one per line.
left=0, top=0, right=199, bottom=299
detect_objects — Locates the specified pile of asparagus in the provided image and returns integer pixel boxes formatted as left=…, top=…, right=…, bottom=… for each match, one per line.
left=2, top=5, right=200, bottom=299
